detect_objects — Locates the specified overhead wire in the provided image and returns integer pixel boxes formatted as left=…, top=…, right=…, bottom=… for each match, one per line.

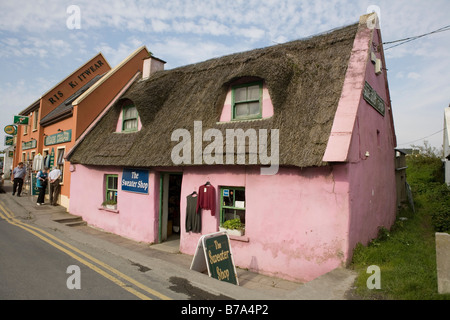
left=397, top=129, right=444, bottom=146
left=383, top=24, right=450, bottom=50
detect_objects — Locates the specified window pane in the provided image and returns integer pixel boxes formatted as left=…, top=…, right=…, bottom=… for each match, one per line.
left=223, top=189, right=234, bottom=207
left=248, top=102, right=260, bottom=115
left=57, top=149, right=65, bottom=165
left=124, top=119, right=138, bottom=130
left=234, top=87, right=247, bottom=102
left=235, top=189, right=245, bottom=202
left=235, top=103, right=249, bottom=117
left=107, top=177, right=113, bottom=189
left=223, top=208, right=245, bottom=224
left=107, top=176, right=118, bottom=190
left=124, top=106, right=137, bottom=119
left=247, top=85, right=260, bottom=100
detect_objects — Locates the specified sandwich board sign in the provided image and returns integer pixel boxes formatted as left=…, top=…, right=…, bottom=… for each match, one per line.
left=190, top=232, right=239, bottom=285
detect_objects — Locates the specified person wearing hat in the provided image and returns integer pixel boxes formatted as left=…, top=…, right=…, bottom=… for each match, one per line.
left=36, top=167, right=49, bottom=205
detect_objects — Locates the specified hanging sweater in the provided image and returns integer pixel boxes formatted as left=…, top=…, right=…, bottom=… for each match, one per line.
left=196, top=184, right=216, bottom=216
left=186, top=194, right=201, bottom=233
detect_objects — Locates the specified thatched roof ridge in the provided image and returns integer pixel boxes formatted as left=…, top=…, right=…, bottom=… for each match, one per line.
left=68, top=22, right=361, bottom=168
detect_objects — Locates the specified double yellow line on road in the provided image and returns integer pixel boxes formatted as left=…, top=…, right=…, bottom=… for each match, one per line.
left=0, top=200, right=171, bottom=300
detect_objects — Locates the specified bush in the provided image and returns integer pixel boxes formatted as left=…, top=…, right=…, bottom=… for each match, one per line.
left=222, top=218, right=244, bottom=230
left=432, top=203, right=450, bottom=232
left=406, top=152, right=450, bottom=233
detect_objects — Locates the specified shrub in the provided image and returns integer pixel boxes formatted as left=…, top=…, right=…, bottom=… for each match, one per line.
left=222, top=218, right=244, bottom=230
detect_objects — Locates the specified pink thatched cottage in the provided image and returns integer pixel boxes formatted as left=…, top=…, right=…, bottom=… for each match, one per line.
left=67, top=13, right=397, bottom=282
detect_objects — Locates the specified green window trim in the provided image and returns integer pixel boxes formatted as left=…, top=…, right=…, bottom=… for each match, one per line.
left=220, top=186, right=246, bottom=226
left=105, top=174, right=118, bottom=203
left=231, top=81, right=263, bottom=121
left=121, top=104, right=139, bottom=132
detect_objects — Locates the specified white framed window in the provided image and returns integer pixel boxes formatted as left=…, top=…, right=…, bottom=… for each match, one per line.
left=33, top=110, right=39, bottom=131
left=56, top=147, right=65, bottom=183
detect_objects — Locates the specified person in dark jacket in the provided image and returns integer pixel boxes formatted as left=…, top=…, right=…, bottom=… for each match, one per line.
left=36, top=167, right=49, bottom=205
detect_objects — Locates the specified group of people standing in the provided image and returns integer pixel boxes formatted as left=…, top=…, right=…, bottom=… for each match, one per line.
left=11, top=162, right=61, bottom=206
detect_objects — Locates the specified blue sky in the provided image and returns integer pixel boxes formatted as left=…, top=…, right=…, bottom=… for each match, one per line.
left=1, top=0, right=449, bottom=152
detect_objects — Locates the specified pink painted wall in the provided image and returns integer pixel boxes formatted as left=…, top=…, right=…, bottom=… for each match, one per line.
left=345, top=27, right=397, bottom=252
left=69, top=162, right=352, bottom=282
left=219, top=83, right=274, bottom=122
left=69, top=164, right=159, bottom=243
left=179, top=165, right=351, bottom=282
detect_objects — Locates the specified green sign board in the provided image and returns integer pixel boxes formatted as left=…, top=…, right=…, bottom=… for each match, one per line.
left=44, top=129, right=72, bottom=146
left=5, top=136, right=14, bottom=146
left=363, top=81, right=385, bottom=116
left=22, top=139, right=37, bottom=150
left=190, top=232, right=239, bottom=285
left=13, top=115, right=29, bottom=125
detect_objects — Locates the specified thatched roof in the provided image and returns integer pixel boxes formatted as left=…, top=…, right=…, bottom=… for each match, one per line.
left=68, top=22, right=361, bottom=169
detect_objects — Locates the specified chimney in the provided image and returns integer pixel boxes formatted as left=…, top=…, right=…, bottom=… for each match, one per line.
left=142, top=56, right=166, bottom=79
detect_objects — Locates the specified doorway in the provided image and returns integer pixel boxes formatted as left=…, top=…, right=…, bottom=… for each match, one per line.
left=159, top=172, right=182, bottom=244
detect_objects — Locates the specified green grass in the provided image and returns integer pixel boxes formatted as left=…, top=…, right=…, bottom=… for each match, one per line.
left=350, top=154, right=450, bottom=300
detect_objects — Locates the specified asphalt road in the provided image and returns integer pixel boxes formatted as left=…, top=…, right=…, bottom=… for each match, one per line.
left=0, top=217, right=141, bottom=300
left=0, top=191, right=238, bottom=302
left=0, top=195, right=186, bottom=300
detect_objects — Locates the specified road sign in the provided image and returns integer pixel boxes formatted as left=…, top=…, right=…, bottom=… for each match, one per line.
left=13, top=115, right=29, bottom=125
left=4, top=125, right=17, bottom=135
left=5, top=136, right=14, bottom=146
left=190, top=232, right=239, bottom=285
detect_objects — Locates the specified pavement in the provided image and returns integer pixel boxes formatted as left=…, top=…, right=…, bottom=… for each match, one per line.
left=0, top=183, right=359, bottom=300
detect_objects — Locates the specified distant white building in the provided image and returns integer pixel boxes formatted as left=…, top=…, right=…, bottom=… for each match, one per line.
left=1, top=146, right=14, bottom=179
left=444, top=105, right=450, bottom=185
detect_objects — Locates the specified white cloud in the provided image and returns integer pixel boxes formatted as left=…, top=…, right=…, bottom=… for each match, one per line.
left=407, top=72, right=421, bottom=80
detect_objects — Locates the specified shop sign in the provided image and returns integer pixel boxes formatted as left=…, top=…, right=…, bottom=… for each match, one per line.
left=5, top=136, right=14, bottom=146
left=45, top=130, right=72, bottom=146
left=4, top=125, right=17, bottom=135
left=13, top=115, right=29, bottom=125
left=22, top=139, right=37, bottom=150
left=121, top=168, right=149, bottom=194
left=191, top=232, right=239, bottom=285
left=363, top=81, right=385, bottom=116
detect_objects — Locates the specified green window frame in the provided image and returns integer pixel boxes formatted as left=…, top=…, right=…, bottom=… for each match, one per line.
left=231, top=82, right=263, bottom=120
left=220, top=186, right=246, bottom=226
left=122, top=104, right=139, bottom=132
left=105, top=174, right=118, bottom=203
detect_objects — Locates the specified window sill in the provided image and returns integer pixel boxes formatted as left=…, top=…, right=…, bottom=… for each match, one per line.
left=98, top=206, right=119, bottom=214
left=229, top=234, right=249, bottom=242
left=216, top=117, right=272, bottom=125
left=219, top=227, right=249, bottom=242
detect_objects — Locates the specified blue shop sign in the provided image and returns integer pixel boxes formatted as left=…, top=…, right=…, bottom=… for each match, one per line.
left=122, top=168, right=149, bottom=194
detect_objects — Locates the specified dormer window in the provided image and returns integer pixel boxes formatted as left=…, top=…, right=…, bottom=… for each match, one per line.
left=122, top=104, right=139, bottom=132
left=232, top=82, right=262, bottom=120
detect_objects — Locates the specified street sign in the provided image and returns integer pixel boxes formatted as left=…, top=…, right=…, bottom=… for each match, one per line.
left=4, top=136, right=14, bottom=146
left=190, top=232, right=239, bottom=285
left=4, top=125, right=17, bottom=135
left=13, top=115, right=29, bottom=125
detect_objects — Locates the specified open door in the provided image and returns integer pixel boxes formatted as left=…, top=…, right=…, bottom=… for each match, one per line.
left=159, top=172, right=182, bottom=243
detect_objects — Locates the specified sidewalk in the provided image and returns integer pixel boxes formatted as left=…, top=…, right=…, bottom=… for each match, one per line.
left=1, top=185, right=359, bottom=300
